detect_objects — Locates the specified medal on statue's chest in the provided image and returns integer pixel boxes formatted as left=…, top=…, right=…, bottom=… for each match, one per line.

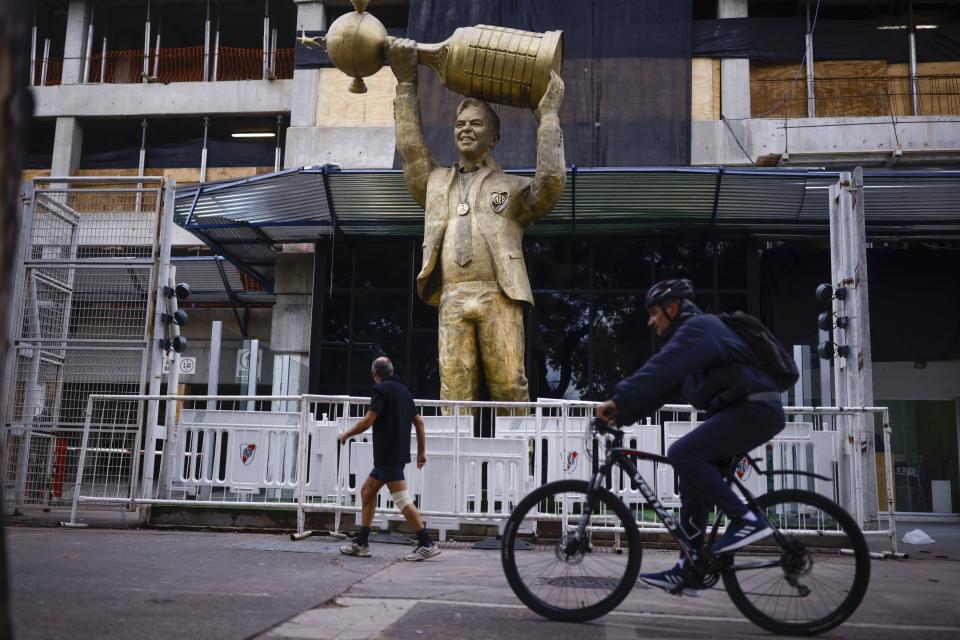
left=457, top=202, right=470, bottom=216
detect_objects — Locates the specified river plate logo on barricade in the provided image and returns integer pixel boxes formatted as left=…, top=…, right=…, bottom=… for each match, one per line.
left=241, top=443, right=257, bottom=465
left=735, top=456, right=751, bottom=481
left=564, top=450, right=578, bottom=473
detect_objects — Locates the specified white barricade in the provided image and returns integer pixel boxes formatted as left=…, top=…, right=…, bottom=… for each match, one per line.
left=341, top=435, right=529, bottom=540
left=495, top=413, right=593, bottom=485
left=608, top=421, right=663, bottom=508
left=170, top=409, right=300, bottom=497
left=659, top=420, right=835, bottom=507
left=66, top=395, right=894, bottom=554
left=304, top=417, right=339, bottom=501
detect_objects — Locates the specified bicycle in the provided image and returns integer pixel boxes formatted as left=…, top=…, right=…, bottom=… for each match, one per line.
left=501, top=419, right=871, bottom=636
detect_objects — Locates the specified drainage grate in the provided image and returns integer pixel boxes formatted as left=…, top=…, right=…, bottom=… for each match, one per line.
left=232, top=540, right=344, bottom=554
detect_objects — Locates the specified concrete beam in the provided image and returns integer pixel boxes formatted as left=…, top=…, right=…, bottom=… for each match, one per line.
left=290, top=2, right=327, bottom=128
left=290, top=69, right=322, bottom=128
left=31, top=80, right=293, bottom=119
left=692, top=116, right=960, bottom=166
left=62, top=1, right=91, bottom=85
left=51, top=117, right=83, bottom=176
left=285, top=126, right=396, bottom=169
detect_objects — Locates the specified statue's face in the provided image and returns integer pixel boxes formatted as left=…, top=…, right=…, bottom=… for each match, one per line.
left=454, top=105, right=497, bottom=159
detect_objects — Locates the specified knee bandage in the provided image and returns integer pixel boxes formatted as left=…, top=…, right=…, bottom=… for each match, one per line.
left=391, top=489, right=413, bottom=509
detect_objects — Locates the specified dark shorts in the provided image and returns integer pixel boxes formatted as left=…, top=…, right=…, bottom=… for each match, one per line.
left=369, top=464, right=405, bottom=483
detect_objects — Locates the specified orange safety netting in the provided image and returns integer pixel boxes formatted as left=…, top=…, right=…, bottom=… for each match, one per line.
left=83, top=46, right=293, bottom=84
left=31, top=58, right=63, bottom=86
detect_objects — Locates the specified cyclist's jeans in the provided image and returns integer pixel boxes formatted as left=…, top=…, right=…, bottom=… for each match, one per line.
left=667, top=400, right=785, bottom=552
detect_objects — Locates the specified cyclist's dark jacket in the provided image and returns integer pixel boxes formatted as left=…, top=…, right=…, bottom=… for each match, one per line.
left=611, top=304, right=778, bottom=424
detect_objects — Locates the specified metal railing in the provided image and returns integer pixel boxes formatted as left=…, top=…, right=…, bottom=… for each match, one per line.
left=28, top=47, right=294, bottom=86
left=58, top=393, right=898, bottom=554
left=752, top=74, right=960, bottom=118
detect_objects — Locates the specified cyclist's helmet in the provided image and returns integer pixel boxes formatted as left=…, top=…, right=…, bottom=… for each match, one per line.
left=644, top=278, right=695, bottom=311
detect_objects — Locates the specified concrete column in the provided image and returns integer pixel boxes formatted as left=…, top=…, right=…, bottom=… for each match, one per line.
left=286, top=1, right=327, bottom=169
left=717, top=0, right=751, bottom=119
left=289, top=1, right=326, bottom=129
left=51, top=117, right=83, bottom=176
left=270, top=251, right=314, bottom=409
left=62, top=1, right=92, bottom=85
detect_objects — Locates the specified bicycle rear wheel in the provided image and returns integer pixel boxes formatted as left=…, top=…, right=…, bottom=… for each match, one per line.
left=721, top=489, right=871, bottom=636
left=501, top=480, right=642, bottom=622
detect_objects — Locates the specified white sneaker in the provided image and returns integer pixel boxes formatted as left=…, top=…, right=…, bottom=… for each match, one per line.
left=638, top=564, right=703, bottom=597
left=340, top=542, right=371, bottom=557
left=404, top=544, right=440, bottom=561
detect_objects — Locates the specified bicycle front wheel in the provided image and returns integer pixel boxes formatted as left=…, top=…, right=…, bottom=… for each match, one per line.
left=501, top=480, right=642, bottom=622
left=721, top=489, right=871, bottom=636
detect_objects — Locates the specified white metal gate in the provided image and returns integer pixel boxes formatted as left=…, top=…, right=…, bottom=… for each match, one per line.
left=1, top=177, right=166, bottom=509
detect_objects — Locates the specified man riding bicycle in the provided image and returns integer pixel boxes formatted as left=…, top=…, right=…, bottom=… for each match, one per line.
left=596, top=278, right=785, bottom=596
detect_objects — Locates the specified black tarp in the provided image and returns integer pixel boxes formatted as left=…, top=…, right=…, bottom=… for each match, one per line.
left=78, top=138, right=276, bottom=169
left=694, top=18, right=960, bottom=62
left=760, top=245, right=960, bottom=363
left=403, top=0, right=692, bottom=168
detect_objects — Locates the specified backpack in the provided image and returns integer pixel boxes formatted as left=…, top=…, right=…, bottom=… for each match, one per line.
left=717, top=311, right=800, bottom=392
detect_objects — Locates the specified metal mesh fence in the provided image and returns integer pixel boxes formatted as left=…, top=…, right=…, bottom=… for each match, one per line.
left=753, top=74, right=960, bottom=118
left=2, top=178, right=162, bottom=508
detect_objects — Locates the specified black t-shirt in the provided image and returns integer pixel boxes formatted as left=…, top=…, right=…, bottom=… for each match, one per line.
left=369, top=376, right=417, bottom=466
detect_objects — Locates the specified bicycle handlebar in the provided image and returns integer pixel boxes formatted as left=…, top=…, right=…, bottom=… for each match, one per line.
left=593, top=417, right=624, bottom=437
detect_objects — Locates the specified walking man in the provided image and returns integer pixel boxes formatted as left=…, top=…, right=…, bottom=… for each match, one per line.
left=339, top=357, right=440, bottom=561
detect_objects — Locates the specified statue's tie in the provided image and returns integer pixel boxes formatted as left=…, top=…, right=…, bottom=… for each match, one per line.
left=455, top=171, right=474, bottom=266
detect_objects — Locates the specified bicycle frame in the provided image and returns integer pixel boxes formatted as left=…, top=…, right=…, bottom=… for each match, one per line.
left=574, top=431, right=832, bottom=570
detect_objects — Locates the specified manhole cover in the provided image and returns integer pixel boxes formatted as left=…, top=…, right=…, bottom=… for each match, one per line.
left=232, top=540, right=343, bottom=554
left=540, top=576, right=622, bottom=589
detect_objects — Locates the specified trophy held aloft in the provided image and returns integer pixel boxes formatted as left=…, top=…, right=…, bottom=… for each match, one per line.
left=307, top=0, right=564, bottom=109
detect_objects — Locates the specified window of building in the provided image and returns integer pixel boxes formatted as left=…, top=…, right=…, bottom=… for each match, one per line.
left=77, top=115, right=287, bottom=169
left=310, top=236, right=751, bottom=401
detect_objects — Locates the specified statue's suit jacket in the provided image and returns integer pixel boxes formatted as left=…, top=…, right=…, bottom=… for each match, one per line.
left=393, top=83, right=566, bottom=307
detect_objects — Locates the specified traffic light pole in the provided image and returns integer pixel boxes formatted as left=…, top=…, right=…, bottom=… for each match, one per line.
left=141, top=180, right=176, bottom=511
left=828, top=168, right=878, bottom=526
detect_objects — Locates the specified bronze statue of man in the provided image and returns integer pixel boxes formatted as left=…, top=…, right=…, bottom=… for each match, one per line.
left=385, top=37, right=565, bottom=403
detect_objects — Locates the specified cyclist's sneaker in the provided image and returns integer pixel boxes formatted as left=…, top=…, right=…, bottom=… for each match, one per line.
left=638, top=565, right=702, bottom=597
left=404, top=543, right=441, bottom=562
left=339, top=542, right=371, bottom=557
left=711, top=515, right=773, bottom=554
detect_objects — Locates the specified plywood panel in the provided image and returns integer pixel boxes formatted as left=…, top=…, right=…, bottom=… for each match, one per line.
left=21, top=169, right=50, bottom=181
left=888, top=62, right=960, bottom=116
left=692, top=58, right=720, bottom=121
left=815, top=60, right=888, bottom=117
left=751, top=62, right=807, bottom=118
left=752, top=60, right=891, bottom=118
left=316, top=67, right=397, bottom=127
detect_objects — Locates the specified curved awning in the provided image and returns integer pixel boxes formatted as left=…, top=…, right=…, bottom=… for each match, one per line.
left=175, top=165, right=960, bottom=290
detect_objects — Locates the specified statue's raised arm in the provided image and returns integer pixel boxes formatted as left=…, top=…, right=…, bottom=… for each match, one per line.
left=386, top=37, right=438, bottom=208
left=521, top=71, right=566, bottom=225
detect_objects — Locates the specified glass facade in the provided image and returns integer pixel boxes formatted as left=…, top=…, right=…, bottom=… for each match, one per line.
left=878, top=400, right=960, bottom=514
left=310, top=236, right=753, bottom=400
left=306, top=236, right=960, bottom=513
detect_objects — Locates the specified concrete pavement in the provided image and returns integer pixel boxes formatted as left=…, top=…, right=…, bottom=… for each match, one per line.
left=6, top=521, right=960, bottom=639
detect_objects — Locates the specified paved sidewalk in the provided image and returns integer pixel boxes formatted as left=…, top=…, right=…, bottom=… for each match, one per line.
left=7, top=522, right=960, bottom=640
left=260, top=537, right=960, bottom=640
